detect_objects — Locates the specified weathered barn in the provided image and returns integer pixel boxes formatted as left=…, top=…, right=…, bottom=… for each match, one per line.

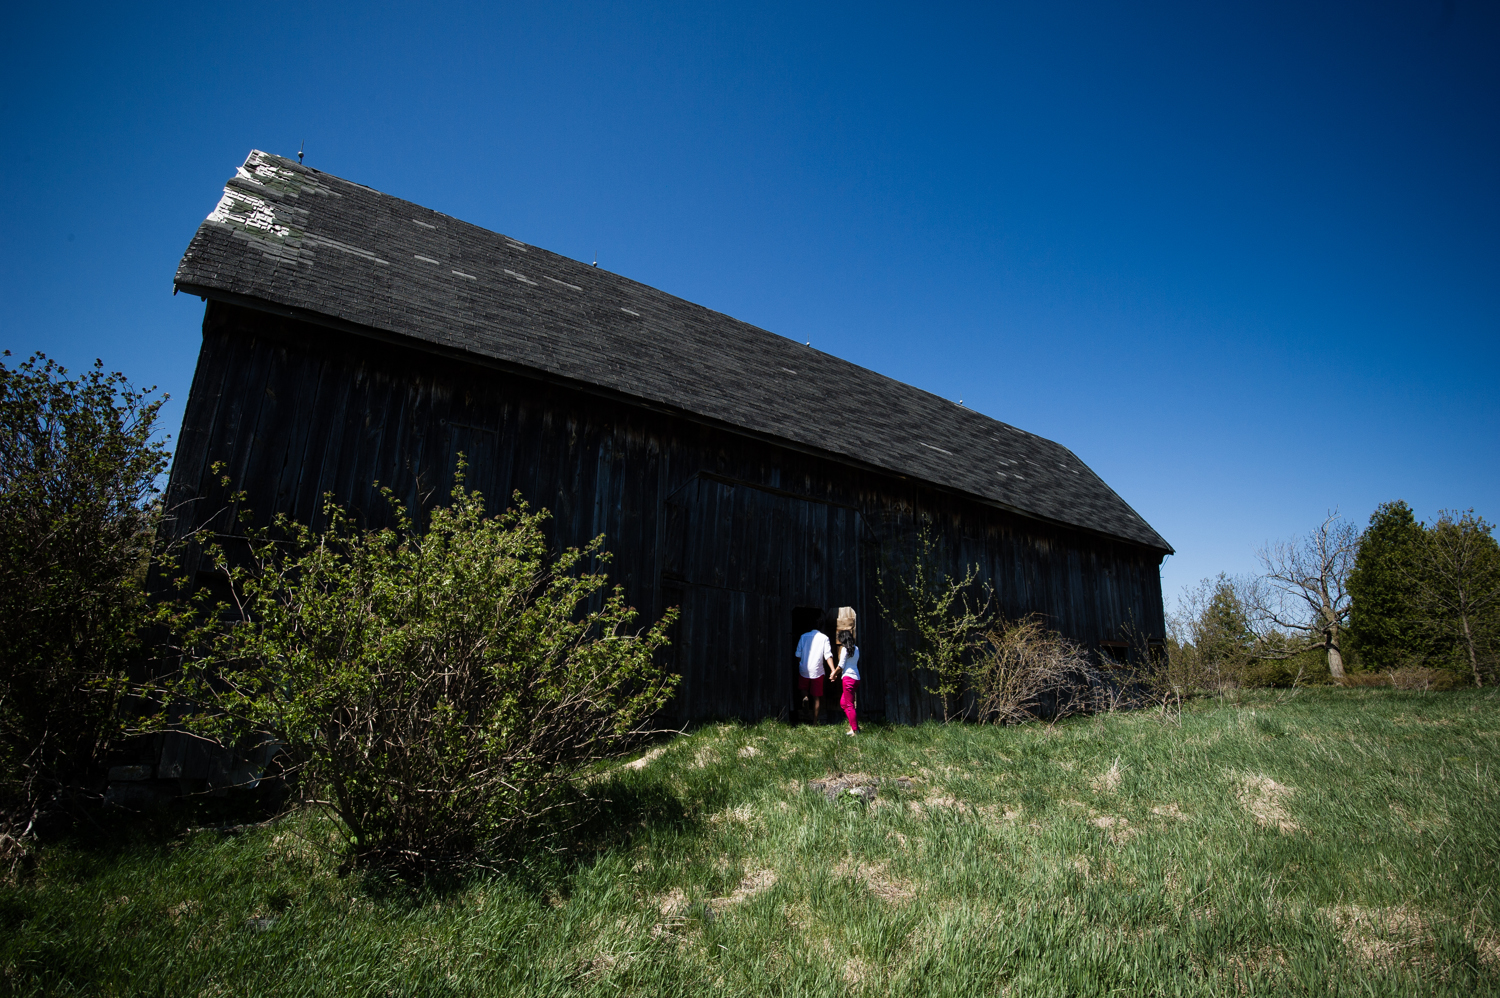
left=165, top=149, right=1172, bottom=725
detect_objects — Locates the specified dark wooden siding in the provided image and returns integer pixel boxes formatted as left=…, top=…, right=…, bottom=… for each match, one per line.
left=658, top=476, right=870, bottom=720
left=164, top=302, right=1167, bottom=724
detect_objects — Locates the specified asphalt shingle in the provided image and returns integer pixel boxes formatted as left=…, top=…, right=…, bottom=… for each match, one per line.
left=174, top=150, right=1171, bottom=552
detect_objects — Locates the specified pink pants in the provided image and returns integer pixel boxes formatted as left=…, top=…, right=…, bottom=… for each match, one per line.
left=840, top=676, right=859, bottom=732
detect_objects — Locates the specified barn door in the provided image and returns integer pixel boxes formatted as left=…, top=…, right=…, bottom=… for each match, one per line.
left=658, top=476, right=865, bottom=721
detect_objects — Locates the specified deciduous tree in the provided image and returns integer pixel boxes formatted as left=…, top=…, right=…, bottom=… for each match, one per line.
left=1245, top=512, right=1357, bottom=679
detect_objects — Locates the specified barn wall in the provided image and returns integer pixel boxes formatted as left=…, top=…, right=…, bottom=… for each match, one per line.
left=165, top=303, right=1167, bottom=724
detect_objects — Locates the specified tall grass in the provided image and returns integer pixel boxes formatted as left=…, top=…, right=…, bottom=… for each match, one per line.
left=2, top=688, right=1497, bottom=996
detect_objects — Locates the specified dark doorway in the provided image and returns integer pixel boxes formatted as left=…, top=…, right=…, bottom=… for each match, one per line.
left=658, top=477, right=865, bottom=721
left=791, top=605, right=824, bottom=639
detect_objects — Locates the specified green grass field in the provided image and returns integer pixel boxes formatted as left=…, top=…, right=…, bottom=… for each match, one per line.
left=3, top=688, right=1498, bottom=997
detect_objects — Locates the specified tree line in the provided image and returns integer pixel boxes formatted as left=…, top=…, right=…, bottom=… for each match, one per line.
left=1172, top=505, right=1500, bottom=691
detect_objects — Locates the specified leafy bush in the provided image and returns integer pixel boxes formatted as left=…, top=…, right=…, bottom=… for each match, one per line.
left=1336, top=671, right=1391, bottom=688
left=1240, top=647, right=1328, bottom=689
left=0, top=352, right=168, bottom=844
left=163, top=480, right=677, bottom=873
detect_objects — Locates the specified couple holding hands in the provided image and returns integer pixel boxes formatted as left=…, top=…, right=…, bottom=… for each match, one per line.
left=794, top=606, right=862, bottom=734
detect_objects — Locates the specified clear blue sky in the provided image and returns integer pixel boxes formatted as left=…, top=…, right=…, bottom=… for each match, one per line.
left=3, top=1, right=1496, bottom=606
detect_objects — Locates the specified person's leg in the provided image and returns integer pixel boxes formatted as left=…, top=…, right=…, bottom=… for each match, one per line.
left=811, top=675, right=824, bottom=724
left=841, top=677, right=859, bottom=733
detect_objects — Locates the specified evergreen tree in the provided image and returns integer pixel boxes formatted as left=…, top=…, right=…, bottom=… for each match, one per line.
left=1410, top=510, right=1500, bottom=685
left=1347, top=501, right=1428, bottom=671
left=1167, top=574, right=1255, bottom=692
left=1201, top=576, right=1255, bottom=666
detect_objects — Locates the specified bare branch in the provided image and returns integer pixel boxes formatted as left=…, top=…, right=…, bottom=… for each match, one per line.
left=1245, top=511, right=1357, bottom=679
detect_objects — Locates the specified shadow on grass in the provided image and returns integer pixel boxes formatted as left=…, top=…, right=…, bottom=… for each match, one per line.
left=292, top=764, right=700, bottom=907
left=463, top=772, right=695, bottom=902
left=16, top=757, right=701, bottom=918
left=15, top=781, right=286, bottom=875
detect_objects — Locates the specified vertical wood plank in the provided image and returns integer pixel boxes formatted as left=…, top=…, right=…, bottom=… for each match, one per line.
left=165, top=302, right=1169, bottom=727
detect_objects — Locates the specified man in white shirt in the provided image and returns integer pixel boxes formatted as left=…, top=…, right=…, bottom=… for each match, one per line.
left=794, top=626, right=835, bottom=724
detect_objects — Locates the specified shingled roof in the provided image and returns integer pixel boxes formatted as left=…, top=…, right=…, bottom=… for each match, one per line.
left=174, top=150, right=1171, bottom=553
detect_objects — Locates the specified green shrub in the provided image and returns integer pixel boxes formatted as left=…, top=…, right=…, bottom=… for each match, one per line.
left=162, top=479, right=677, bottom=873
left=1240, top=659, right=1302, bottom=688
left=1240, top=648, right=1329, bottom=688
left=0, top=352, right=168, bottom=842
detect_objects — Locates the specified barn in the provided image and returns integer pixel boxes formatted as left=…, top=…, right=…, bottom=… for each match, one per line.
left=165, top=149, right=1172, bottom=726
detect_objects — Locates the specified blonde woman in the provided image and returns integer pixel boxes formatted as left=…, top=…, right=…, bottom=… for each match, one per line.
left=836, top=627, right=861, bottom=735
